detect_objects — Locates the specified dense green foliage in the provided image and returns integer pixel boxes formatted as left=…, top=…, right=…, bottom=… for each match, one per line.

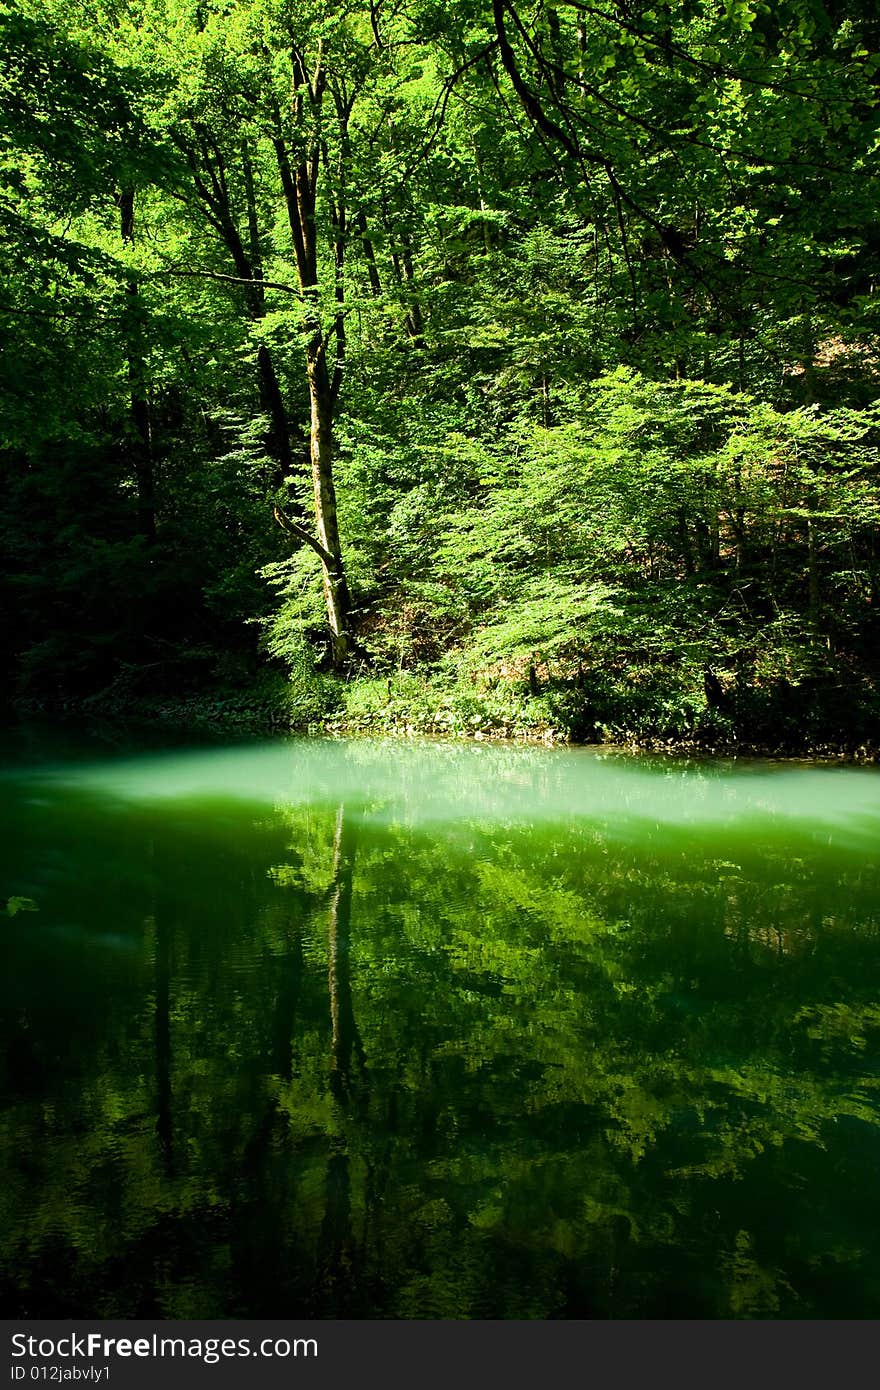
left=2, top=0, right=879, bottom=746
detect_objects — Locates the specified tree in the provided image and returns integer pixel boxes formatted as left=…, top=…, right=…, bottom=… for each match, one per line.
left=143, top=0, right=394, bottom=667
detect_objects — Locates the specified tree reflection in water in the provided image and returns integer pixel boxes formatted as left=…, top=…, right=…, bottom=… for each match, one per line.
left=1, top=740, right=879, bottom=1317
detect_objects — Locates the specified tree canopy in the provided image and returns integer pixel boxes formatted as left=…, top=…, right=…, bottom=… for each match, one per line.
left=2, top=0, right=879, bottom=748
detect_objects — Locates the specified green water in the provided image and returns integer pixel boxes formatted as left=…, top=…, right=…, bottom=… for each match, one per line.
left=2, top=732, right=880, bottom=1319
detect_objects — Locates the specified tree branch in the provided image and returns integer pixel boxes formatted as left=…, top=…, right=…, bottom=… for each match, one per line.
left=274, top=506, right=335, bottom=568
left=155, top=268, right=302, bottom=298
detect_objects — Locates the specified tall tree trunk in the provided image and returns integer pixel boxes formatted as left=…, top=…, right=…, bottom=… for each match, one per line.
left=241, top=136, right=300, bottom=489
left=807, top=505, right=822, bottom=633
left=185, top=131, right=303, bottom=499
left=400, top=236, right=425, bottom=346
left=257, top=343, right=298, bottom=488
left=355, top=208, right=382, bottom=297
left=306, top=332, right=352, bottom=667
left=800, top=330, right=823, bottom=635
left=381, top=196, right=424, bottom=345
left=273, top=63, right=354, bottom=668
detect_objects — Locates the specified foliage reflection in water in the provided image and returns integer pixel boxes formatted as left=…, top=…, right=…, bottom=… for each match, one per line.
left=1, top=736, right=880, bottom=1318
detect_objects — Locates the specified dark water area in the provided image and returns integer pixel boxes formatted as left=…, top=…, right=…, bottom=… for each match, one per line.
left=1, top=730, right=880, bottom=1318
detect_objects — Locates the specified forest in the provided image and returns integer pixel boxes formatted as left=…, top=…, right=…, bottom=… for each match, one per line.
left=2, top=0, right=879, bottom=751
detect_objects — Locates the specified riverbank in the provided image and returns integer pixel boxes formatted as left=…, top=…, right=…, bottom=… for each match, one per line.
left=8, top=667, right=879, bottom=762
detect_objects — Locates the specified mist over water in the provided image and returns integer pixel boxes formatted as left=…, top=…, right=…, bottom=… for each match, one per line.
left=2, top=732, right=880, bottom=1318
left=12, top=735, right=880, bottom=843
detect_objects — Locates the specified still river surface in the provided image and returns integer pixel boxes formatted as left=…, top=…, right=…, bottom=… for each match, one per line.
left=2, top=729, right=880, bottom=1318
